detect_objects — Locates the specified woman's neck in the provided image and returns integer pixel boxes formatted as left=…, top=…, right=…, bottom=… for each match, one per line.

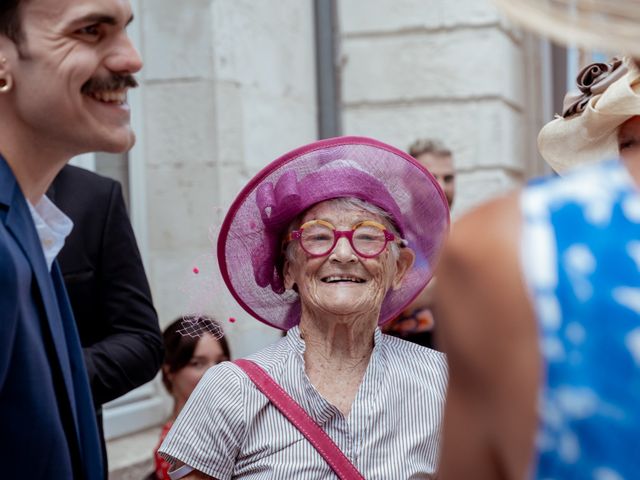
left=299, top=310, right=377, bottom=364
left=298, top=311, right=378, bottom=416
left=171, top=398, right=187, bottom=421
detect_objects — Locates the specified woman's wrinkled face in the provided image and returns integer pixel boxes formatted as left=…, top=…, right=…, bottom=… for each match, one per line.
left=619, top=115, right=640, bottom=160
left=168, top=333, right=228, bottom=405
left=283, top=200, right=414, bottom=319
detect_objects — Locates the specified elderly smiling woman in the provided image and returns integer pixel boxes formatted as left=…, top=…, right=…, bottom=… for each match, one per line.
left=159, top=137, right=450, bottom=479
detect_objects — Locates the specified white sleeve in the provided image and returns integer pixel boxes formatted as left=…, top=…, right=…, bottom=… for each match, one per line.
left=167, top=464, right=194, bottom=480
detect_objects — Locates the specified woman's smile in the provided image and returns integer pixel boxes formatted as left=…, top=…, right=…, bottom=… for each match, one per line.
left=320, top=274, right=367, bottom=284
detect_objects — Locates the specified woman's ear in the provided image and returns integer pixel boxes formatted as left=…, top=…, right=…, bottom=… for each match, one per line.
left=162, top=365, right=173, bottom=389
left=283, top=258, right=295, bottom=290
left=392, top=247, right=415, bottom=290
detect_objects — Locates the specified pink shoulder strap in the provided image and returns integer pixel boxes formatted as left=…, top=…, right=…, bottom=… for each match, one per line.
left=233, top=359, right=365, bottom=480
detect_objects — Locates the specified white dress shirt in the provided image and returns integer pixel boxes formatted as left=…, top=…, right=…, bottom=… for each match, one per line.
left=28, top=194, right=73, bottom=272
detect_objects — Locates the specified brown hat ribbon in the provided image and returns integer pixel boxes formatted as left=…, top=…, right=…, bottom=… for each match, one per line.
left=562, top=57, right=628, bottom=118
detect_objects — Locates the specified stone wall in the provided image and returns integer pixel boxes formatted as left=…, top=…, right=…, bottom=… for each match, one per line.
left=338, top=0, right=547, bottom=217
left=141, top=0, right=317, bottom=357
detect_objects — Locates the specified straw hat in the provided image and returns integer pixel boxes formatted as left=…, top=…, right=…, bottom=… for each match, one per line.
left=537, top=57, right=640, bottom=172
left=492, top=0, right=640, bottom=57
left=217, top=136, right=450, bottom=330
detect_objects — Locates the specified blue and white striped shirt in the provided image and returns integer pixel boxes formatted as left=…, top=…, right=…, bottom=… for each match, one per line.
left=160, top=326, right=448, bottom=479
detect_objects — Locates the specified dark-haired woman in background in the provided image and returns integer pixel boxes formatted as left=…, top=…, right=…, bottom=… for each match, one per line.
left=153, top=316, right=231, bottom=480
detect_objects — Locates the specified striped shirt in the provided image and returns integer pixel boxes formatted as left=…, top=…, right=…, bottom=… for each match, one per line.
left=159, top=326, right=448, bottom=479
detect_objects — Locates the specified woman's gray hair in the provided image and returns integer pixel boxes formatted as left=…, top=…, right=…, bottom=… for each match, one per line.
left=284, top=197, right=402, bottom=264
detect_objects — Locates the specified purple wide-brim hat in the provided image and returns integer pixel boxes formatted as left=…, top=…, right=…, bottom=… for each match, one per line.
left=217, top=136, right=450, bottom=330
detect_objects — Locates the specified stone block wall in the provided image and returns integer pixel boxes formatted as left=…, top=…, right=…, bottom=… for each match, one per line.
left=338, top=0, right=546, bottom=216
left=140, top=0, right=318, bottom=356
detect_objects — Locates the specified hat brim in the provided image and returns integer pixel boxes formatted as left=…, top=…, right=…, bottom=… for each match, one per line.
left=217, top=136, right=450, bottom=330
left=492, top=0, right=640, bottom=57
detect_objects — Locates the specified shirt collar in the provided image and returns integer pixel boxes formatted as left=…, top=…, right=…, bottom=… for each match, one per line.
left=285, top=324, right=385, bottom=353
left=28, top=195, right=73, bottom=272
left=284, top=324, right=387, bottom=427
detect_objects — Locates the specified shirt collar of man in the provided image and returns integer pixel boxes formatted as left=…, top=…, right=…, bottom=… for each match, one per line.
left=28, top=195, right=73, bottom=272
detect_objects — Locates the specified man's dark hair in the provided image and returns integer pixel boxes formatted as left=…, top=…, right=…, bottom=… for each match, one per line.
left=0, top=0, right=23, bottom=43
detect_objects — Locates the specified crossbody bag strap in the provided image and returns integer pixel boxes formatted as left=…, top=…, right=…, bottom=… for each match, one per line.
left=233, top=359, right=365, bottom=480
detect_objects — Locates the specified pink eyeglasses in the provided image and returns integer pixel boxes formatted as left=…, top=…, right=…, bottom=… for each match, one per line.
left=285, top=219, right=406, bottom=258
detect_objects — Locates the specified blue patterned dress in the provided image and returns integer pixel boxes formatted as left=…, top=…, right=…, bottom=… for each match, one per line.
left=521, top=159, right=640, bottom=479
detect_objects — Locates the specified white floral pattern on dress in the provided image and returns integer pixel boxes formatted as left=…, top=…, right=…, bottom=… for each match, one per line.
left=522, top=159, right=640, bottom=479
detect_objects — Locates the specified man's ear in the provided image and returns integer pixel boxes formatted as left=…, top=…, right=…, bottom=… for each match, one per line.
left=0, top=38, right=17, bottom=92
left=0, top=51, right=9, bottom=77
left=0, top=32, right=18, bottom=66
left=391, top=247, right=415, bottom=290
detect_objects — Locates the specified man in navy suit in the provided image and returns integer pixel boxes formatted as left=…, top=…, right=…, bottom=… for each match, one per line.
left=0, top=0, right=143, bottom=477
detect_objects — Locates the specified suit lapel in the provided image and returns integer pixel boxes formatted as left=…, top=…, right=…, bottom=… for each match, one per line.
left=0, top=156, right=15, bottom=210
left=51, top=262, right=103, bottom=477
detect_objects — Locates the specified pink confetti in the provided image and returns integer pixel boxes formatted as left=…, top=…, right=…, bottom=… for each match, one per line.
left=192, top=267, right=200, bottom=274
left=228, top=317, right=236, bottom=323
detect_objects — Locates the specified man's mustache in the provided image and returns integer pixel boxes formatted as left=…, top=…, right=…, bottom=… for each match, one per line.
left=81, top=74, right=138, bottom=94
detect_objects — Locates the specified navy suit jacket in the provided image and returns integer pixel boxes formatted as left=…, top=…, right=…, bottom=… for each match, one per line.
left=0, top=156, right=103, bottom=479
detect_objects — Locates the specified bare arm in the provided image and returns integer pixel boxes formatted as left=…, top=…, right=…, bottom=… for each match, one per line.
left=437, top=192, right=540, bottom=480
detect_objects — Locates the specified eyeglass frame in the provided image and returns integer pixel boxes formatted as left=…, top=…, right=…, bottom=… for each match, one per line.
left=284, top=219, right=407, bottom=259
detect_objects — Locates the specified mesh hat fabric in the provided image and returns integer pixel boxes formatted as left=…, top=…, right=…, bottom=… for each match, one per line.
left=217, top=136, right=450, bottom=330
